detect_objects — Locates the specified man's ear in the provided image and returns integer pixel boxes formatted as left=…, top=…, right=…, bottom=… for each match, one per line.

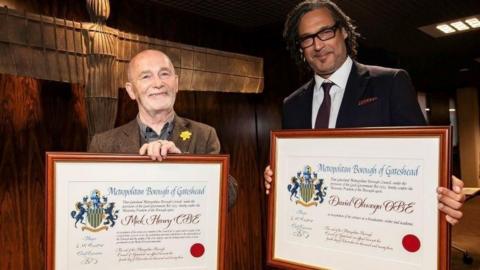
left=125, top=82, right=137, bottom=100
left=174, top=75, right=179, bottom=94
left=341, top=28, right=348, bottom=40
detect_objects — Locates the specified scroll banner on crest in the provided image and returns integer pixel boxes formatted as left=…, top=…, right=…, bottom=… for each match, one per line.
left=267, top=127, right=451, bottom=270
left=46, top=153, right=228, bottom=270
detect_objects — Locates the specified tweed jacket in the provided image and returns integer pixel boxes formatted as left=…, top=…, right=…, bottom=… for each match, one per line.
left=88, top=115, right=220, bottom=154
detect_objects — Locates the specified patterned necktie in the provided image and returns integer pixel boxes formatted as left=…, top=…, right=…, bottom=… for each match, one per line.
left=314, top=82, right=334, bottom=129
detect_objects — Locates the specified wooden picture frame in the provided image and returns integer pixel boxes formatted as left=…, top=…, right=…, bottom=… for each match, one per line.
left=267, top=127, right=451, bottom=270
left=46, top=153, right=229, bottom=270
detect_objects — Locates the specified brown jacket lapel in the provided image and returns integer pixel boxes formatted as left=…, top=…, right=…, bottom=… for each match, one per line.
left=118, top=119, right=141, bottom=153
left=170, top=115, right=193, bottom=153
left=88, top=119, right=140, bottom=153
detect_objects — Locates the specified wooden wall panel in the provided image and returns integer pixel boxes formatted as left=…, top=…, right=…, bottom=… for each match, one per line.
left=456, top=87, right=480, bottom=187
left=194, top=92, right=264, bottom=269
left=0, top=75, right=43, bottom=270
left=0, top=74, right=88, bottom=270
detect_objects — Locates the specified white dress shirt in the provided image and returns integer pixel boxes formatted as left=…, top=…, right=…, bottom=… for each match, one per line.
left=311, top=57, right=353, bottom=128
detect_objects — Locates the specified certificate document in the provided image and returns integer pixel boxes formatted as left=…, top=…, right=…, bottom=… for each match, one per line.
left=267, top=127, right=450, bottom=270
left=46, top=153, right=228, bottom=270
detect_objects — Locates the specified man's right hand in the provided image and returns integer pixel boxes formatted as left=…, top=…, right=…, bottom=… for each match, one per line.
left=139, top=140, right=181, bottom=161
left=264, top=165, right=273, bottom=195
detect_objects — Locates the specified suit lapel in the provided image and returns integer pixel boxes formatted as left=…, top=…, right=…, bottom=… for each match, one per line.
left=299, top=79, right=315, bottom=129
left=170, top=115, right=192, bottom=153
left=120, top=119, right=141, bottom=152
left=336, top=61, right=370, bottom=128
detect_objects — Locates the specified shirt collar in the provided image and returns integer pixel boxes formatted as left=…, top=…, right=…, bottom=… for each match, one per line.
left=313, top=56, right=353, bottom=90
left=137, top=113, right=175, bottom=142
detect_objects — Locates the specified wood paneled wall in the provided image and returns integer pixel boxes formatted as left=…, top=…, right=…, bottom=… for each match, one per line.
left=0, top=0, right=298, bottom=269
left=0, top=75, right=88, bottom=269
left=456, top=87, right=480, bottom=187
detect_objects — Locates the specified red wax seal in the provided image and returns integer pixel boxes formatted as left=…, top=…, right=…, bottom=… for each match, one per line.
left=190, top=243, right=205, bottom=258
left=402, top=234, right=421, bottom=252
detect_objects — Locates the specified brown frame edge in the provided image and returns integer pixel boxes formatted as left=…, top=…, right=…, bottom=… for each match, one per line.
left=45, top=152, right=229, bottom=270
left=266, top=126, right=451, bottom=270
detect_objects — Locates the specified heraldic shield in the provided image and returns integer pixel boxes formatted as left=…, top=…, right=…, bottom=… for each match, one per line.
left=287, top=165, right=328, bottom=207
left=300, top=182, right=315, bottom=203
left=70, top=189, right=119, bottom=232
left=87, top=208, right=103, bottom=228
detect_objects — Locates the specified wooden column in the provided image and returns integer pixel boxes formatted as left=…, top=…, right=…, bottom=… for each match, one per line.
left=428, top=92, right=450, bottom=125
left=417, top=92, right=429, bottom=123
left=456, top=87, right=480, bottom=187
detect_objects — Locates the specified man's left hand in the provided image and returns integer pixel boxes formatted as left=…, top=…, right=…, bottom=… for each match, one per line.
left=437, top=175, right=465, bottom=225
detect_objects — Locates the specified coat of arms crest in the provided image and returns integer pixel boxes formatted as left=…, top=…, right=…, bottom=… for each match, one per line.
left=287, top=165, right=328, bottom=207
left=70, top=189, right=119, bottom=232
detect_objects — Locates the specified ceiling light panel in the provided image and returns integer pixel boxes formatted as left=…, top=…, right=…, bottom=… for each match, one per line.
left=436, top=24, right=456, bottom=33
left=419, top=15, right=480, bottom=37
left=465, top=18, right=480, bottom=28
left=450, top=21, right=470, bottom=31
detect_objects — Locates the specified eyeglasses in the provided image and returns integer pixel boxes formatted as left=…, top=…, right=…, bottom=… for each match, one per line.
left=297, top=23, right=340, bottom=49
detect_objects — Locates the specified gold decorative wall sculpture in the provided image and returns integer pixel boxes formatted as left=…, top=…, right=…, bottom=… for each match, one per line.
left=0, top=6, right=264, bottom=92
left=0, top=2, right=264, bottom=137
left=84, top=0, right=118, bottom=137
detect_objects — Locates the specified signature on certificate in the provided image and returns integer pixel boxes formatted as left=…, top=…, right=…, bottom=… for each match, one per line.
left=291, top=223, right=310, bottom=239
left=80, top=256, right=98, bottom=265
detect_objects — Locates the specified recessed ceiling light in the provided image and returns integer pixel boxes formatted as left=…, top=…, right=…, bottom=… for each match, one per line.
left=465, top=18, right=480, bottom=28
left=450, top=21, right=470, bottom=31
left=419, top=14, right=480, bottom=37
left=436, top=24, right=456, bottom=33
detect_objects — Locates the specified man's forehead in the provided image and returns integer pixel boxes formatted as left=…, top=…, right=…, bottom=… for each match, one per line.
left=130, top=52, right=174, bottom=73
left=298, top=8, right=335, bottom=34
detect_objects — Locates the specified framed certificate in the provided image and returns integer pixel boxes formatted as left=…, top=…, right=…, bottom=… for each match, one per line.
left=267, top=127, right=451, bottom=270
left=46, top=153, right=228, bottom=270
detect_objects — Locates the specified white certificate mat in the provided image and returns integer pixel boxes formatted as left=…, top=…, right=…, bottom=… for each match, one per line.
left=267, top=127, right=450, bottom=270
left=46, top=153, right=228, bottom=270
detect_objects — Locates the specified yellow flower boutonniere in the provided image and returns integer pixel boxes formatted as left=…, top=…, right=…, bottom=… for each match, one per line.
left=180, top=130, right=192, bottom=141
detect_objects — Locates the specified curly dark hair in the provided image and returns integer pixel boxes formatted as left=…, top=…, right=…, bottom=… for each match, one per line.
left=283, top=0, right=360, bottom=67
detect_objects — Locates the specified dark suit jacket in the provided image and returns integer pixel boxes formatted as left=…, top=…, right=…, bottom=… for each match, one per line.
left=282, top=61, right=426, bottom=129
left=88, top=115, right=237, bottom=209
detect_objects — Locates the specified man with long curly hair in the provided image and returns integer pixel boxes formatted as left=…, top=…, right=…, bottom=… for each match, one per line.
left=264, top=0, right=464, bottom=225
